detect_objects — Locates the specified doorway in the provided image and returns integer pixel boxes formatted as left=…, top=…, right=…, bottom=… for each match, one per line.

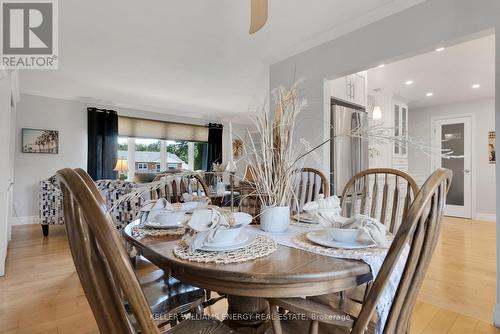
left=432, top=116, right=473, bottom=218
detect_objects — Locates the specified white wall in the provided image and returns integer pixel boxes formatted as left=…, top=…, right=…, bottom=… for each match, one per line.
left=14, top=95, right=88, bottom=220
left=14, top=94, right=223, bottom=219
left=269, top=0, right=500, bottom=321
left=0, top=73, right=14, bottom=276
left=408, top=98, right=496, bottom=218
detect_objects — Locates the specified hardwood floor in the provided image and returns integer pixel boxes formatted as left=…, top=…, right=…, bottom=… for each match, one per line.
left=0, top=217, right=498, bottom=333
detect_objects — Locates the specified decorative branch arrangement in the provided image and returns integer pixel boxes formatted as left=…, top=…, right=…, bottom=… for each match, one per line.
left=246, top=81, right=307, bottom=208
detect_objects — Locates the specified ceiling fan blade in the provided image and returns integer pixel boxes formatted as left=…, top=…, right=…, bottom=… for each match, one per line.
left=249, top=0, right=268, bottom=34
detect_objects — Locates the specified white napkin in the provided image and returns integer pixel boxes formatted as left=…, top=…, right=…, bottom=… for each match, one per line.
left=139, top=198, right=175, bottom=223
left=341, top=214, right=390, bottom=248
left=303, top=195, right=343, bottom=227
left=182, top=193, right=210, bottom=205
left=180, top=202, right=200, bottom=212
left=303, top=194, right=341, bottom=211
left=183, top=209, right=231, bottom=252
left=141, top=198, right=174, bottom=212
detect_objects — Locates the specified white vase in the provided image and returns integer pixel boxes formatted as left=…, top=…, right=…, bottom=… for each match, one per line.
left=260, top=205, right=290, bottom=233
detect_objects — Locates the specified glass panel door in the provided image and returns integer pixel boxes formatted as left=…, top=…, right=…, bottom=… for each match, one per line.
left=441, top=123, right=465, bottom=206
left=434, top=117, right=472, bottom=218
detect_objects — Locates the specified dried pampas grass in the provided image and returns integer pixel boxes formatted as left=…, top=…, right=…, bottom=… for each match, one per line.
left=246, top=81, right=308, bottom=207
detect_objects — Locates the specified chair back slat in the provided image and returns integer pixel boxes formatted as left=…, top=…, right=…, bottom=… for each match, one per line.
left=292, top=168, right=329, bottom=213
left=369, top=175, right=379, bottom=218
left=57, top=168, right=160, bottom=334
left=341, top=168, right=418, bottom=233
left=350, top=180, right=358, bottom=217
left=389, top=180, right=400, bottom=233
left=151, top=170, right=209, bottom=203
left=380, top=175, right=389, bottom=223
left=402, top=183, right=412, bottom=219
left=351, top=168, right=452, bottom=334
left=360, top=176, right=368, bottom=215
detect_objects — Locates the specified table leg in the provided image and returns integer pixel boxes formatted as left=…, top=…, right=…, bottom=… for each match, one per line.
left=226, top=295, right=270, bottom=330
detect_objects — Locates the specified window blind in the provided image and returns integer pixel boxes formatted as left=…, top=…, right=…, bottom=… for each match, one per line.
left=118, top=116, right=209, bottom=142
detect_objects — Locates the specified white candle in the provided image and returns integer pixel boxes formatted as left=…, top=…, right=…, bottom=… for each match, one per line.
left=228, top=121, right=233, bottom=166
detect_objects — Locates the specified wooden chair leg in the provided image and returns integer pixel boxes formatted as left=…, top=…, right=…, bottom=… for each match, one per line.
left=41, top=224, right=49, bottom=237
left=269, top=303, right=283, bottom=334
left=309, top=320, right=319, bottom=334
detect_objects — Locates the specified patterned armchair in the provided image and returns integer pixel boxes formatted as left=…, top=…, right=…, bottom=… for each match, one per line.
left=39, top=176, right=144, bottom=236
left=40, top=176, right=64, bottom=233
left=95, top=179, right=143, bottom=230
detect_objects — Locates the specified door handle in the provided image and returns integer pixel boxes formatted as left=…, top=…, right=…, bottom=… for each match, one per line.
left=462, top=169, right=471, bottom=174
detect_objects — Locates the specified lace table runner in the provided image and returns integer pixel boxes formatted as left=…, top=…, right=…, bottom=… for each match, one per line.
left=246, top=225, right=407, bottom=334
left=173, top=236, right=277, bottom=264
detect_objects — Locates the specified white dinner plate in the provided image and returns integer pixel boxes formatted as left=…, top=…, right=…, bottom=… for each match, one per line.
left=144, top=219, right=185, bottom=229
left=199, top=235, right=255, bottom=252
left=306, top=230, right=376, bottom=249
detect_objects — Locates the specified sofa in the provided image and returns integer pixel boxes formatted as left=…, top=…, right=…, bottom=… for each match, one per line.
left=39, top=176, right=143, bottom=236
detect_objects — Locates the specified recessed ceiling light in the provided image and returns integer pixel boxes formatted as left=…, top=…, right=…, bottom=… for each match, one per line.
left=472, top=84, right=481, bottom=89
left=405, top=80, right=414, bottom=85
left=377, top=64, right=385, bottom=68
left=435, top=47, right=445, bottom=52
left=426, top=92, right=434, bottom=97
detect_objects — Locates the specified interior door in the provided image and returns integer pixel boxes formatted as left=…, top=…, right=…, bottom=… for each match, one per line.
left=433, top=117, right=472, bottom=218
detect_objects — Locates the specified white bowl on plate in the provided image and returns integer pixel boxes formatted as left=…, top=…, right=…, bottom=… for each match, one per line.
left=325, top=228, right=363, bottom=242
left=209, top=227, right=244, bottom=246
left=153, top=212, right=186, bottom=226
left=232, top=212, right=253, bottom=227
left=208, top=212, right=252, bottom=245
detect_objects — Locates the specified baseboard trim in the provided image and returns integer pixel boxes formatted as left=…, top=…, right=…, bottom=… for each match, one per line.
left=11, top=216, right=40, bottom=225
left=475, top=213, right=496, bottom=222
left=493, top=304, right=500, bottom=327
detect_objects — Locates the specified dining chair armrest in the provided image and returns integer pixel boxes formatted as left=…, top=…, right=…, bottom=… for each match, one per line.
left=268, top=297, right=355, bottom=328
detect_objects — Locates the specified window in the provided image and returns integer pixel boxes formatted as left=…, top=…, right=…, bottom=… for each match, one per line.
left=117, top=137, right=129, bottom=179
left=118, top=136, right=209, bottom=181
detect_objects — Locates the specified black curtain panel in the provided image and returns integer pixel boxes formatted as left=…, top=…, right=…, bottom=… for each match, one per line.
left=87, top=108, right=118, bottom=180
left=207, top=123, right=223, bottom=171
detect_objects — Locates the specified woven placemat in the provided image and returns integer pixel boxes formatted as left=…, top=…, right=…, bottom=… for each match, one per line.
left=173, top=236, right=277, bottom=264
left=293, top=232, right=389, bottom=258
left=131, top=224, right=185, bottom=238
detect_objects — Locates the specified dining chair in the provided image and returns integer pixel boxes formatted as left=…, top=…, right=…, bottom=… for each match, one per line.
left=73, top=168, right=209, bottom=324
left=268, top=168, right=452, bottom=334
left=151, top=170, right=210, bottom=203
left=340, top=168, right=419, bottom=234
left=292, top=168, right=330, bottom=213
left=57, top=168, right=231, bottom=334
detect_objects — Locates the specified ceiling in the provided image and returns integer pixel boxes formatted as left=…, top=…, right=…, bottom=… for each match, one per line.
left=367, top=34, right=495, bottom=109
left=19, top=0, right=424, bottom=119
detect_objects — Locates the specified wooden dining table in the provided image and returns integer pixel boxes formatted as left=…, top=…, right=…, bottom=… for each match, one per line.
left=123, top=220, right=372, bottom=331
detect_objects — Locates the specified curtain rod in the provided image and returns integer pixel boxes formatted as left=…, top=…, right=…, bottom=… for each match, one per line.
left=87, top=107, right=116, bottom=113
